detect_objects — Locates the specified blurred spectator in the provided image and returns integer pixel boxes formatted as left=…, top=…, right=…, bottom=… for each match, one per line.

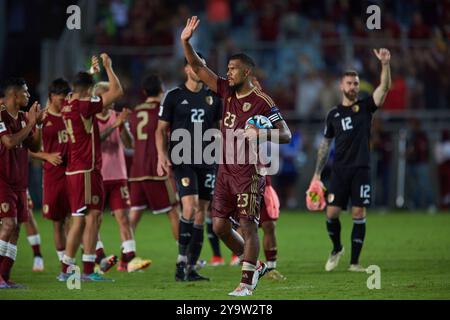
left=406, top=119, right=436, bottom=211
left=206, top=0, right=231, bottom=42
left=372, top=117, right=393, bottom=208
left=110, top=0, right=129, bottom=29
left=318, top=72, right=340, bottom=116
left=275, top=123, right=304, bottom=209
left=320, top=18, right=340, bottom=73
left=435, top=130, right=450, bottom=209
left=383, top=12, right=402, bottom=39
left=295, top=69, right=324, bottom=118
left=408, top=12, right=431, bottom=39
left=382, top=69, right=408, bottom=111
left=256, top=3, right=281, bottom=73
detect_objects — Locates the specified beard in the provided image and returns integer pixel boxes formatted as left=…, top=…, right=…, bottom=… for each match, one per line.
left=229, top=81, right=244, bottom=92
left=343, top=90, right=358, bottom=101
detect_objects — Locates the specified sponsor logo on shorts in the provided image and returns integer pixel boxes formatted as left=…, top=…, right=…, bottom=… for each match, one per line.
left=328, top=193, right=335, bottom=203
left=242, top=102, right=252, bottom=112
left=1, top=202, right=10, bottom=213
left=92, top=195, right=100, bottom=205
left=43, top=205, right=49, bottom=214
left=181, top=177, right=190, bottom=187
left=205, top=96, right=213, bottom=105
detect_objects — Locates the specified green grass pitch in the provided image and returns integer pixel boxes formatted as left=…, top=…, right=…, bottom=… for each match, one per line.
left=1, top=211, right=449, bottom=300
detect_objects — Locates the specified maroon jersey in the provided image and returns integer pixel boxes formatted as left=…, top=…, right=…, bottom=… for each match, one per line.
left=42, top=110, right=68, bottom=178
left=0, top=108, right=33, bottom=191
left=216, top=77, right=283, bottom=177
left=61, top=96, right=103, bottom=174
left=128, top=101, right=161, bottom=181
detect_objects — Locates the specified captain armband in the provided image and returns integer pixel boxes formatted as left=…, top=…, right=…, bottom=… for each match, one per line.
left=267, top=106, right=283, bottom=124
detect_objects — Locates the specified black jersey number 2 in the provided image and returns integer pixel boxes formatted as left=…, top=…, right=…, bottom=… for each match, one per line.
left=191, top=109, right=205, bottom=123
left=341, top=117, right=353, bottom=131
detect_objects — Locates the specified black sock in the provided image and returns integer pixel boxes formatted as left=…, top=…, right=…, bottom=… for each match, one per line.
left=206, top=218, right=221, bottom=257
left=188, top=224, right=204, bottom=267
left=326, top=218, right=342, bottom=254
left=178, top=217, right=194, bottom=257
left=351, top=218, right=366, bottom=264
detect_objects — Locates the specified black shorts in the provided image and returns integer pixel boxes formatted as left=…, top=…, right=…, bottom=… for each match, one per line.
left=172, top=165, right=216, bottom=201
left=327, top=167, right=371, bottom=210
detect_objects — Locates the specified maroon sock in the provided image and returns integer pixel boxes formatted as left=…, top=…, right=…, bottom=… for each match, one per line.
left=32, top=245, right=42, bottom=257
left=0, top=256, right=4, bottom=266
left=240, top=260, right=256, bottom=286
left=0, top=257, right=15, bottom=282
left=264, top=249, right=277, bottom=262
left=122, top=251, right=135, bottom=263
left=62, top=262, right=70, bottom=273
left=83, top=261, right=95, bottom=275
left=95, top=248, right=106, bottom=264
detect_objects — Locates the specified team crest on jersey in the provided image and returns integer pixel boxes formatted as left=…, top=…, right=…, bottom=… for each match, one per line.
left=328, top=193, right=335, bottom=203
left=0, top=122, right=6, bottom=133
left=1, top=202, right=10, bottom=213
left=205, top=96, right=213, bottom=105
left=45, top=121, right=53, bottom=127
left=21, top=120, right=26, bottom=128
left=43, top=205, right=49, bottom=214
left=242, top=102, right=252, bottom=112
left=181, top=177, right=190, bottom=187
left=352, top=105, right=360, bottom=113
left=92, top=196, right=100, bottom=205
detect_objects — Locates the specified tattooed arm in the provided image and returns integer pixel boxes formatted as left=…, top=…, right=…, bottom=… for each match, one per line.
left=312, top=138, right=332, bottom=181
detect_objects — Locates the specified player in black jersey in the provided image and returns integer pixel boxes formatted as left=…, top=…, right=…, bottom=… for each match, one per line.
left=156, top=53, right=222, bottom=281
left=309, top=49, right=391, bottom=272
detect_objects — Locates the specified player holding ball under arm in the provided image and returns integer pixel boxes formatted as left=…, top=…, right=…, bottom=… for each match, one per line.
left=180, top=16, right=291, bottom=296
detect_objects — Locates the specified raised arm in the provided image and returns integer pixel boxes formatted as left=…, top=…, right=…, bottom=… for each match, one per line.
left=181, top=16, right=218, bottom=92
left=372, top=48, right=392, bottom=108
left=312, top=137, right=333, bottom=181
left=98, top=53, right=124, bottom=107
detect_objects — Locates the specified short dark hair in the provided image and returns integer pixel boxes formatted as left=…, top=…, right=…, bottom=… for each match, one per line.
left=142, top=74, right=163, bottom=97
left=48, top=78, right=71, bottom=98
left=342, top=70, right=359, bottom=78
left=2, top=77, right=26, bottom=94
left=184, top=51, right=205, bottom=66
left=228, top=53, right=256, bottom=69
left=72, top=72, right=95, bottom=91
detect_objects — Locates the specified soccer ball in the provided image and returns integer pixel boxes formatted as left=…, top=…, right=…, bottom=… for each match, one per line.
left=245, top=115, right=273, bottom=130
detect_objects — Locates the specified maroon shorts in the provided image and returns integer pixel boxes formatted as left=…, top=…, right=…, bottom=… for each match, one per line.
left=129, top=178, right=178, bottom=214
left=66, top=170, right=104, bottom=216
left=0, top=185, right=29, bottom=223
left=43, top=171, right=71, bottom=221
left=103, top=179, right=130, bottom=212
left=211, top=173, right=265, bottom=223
